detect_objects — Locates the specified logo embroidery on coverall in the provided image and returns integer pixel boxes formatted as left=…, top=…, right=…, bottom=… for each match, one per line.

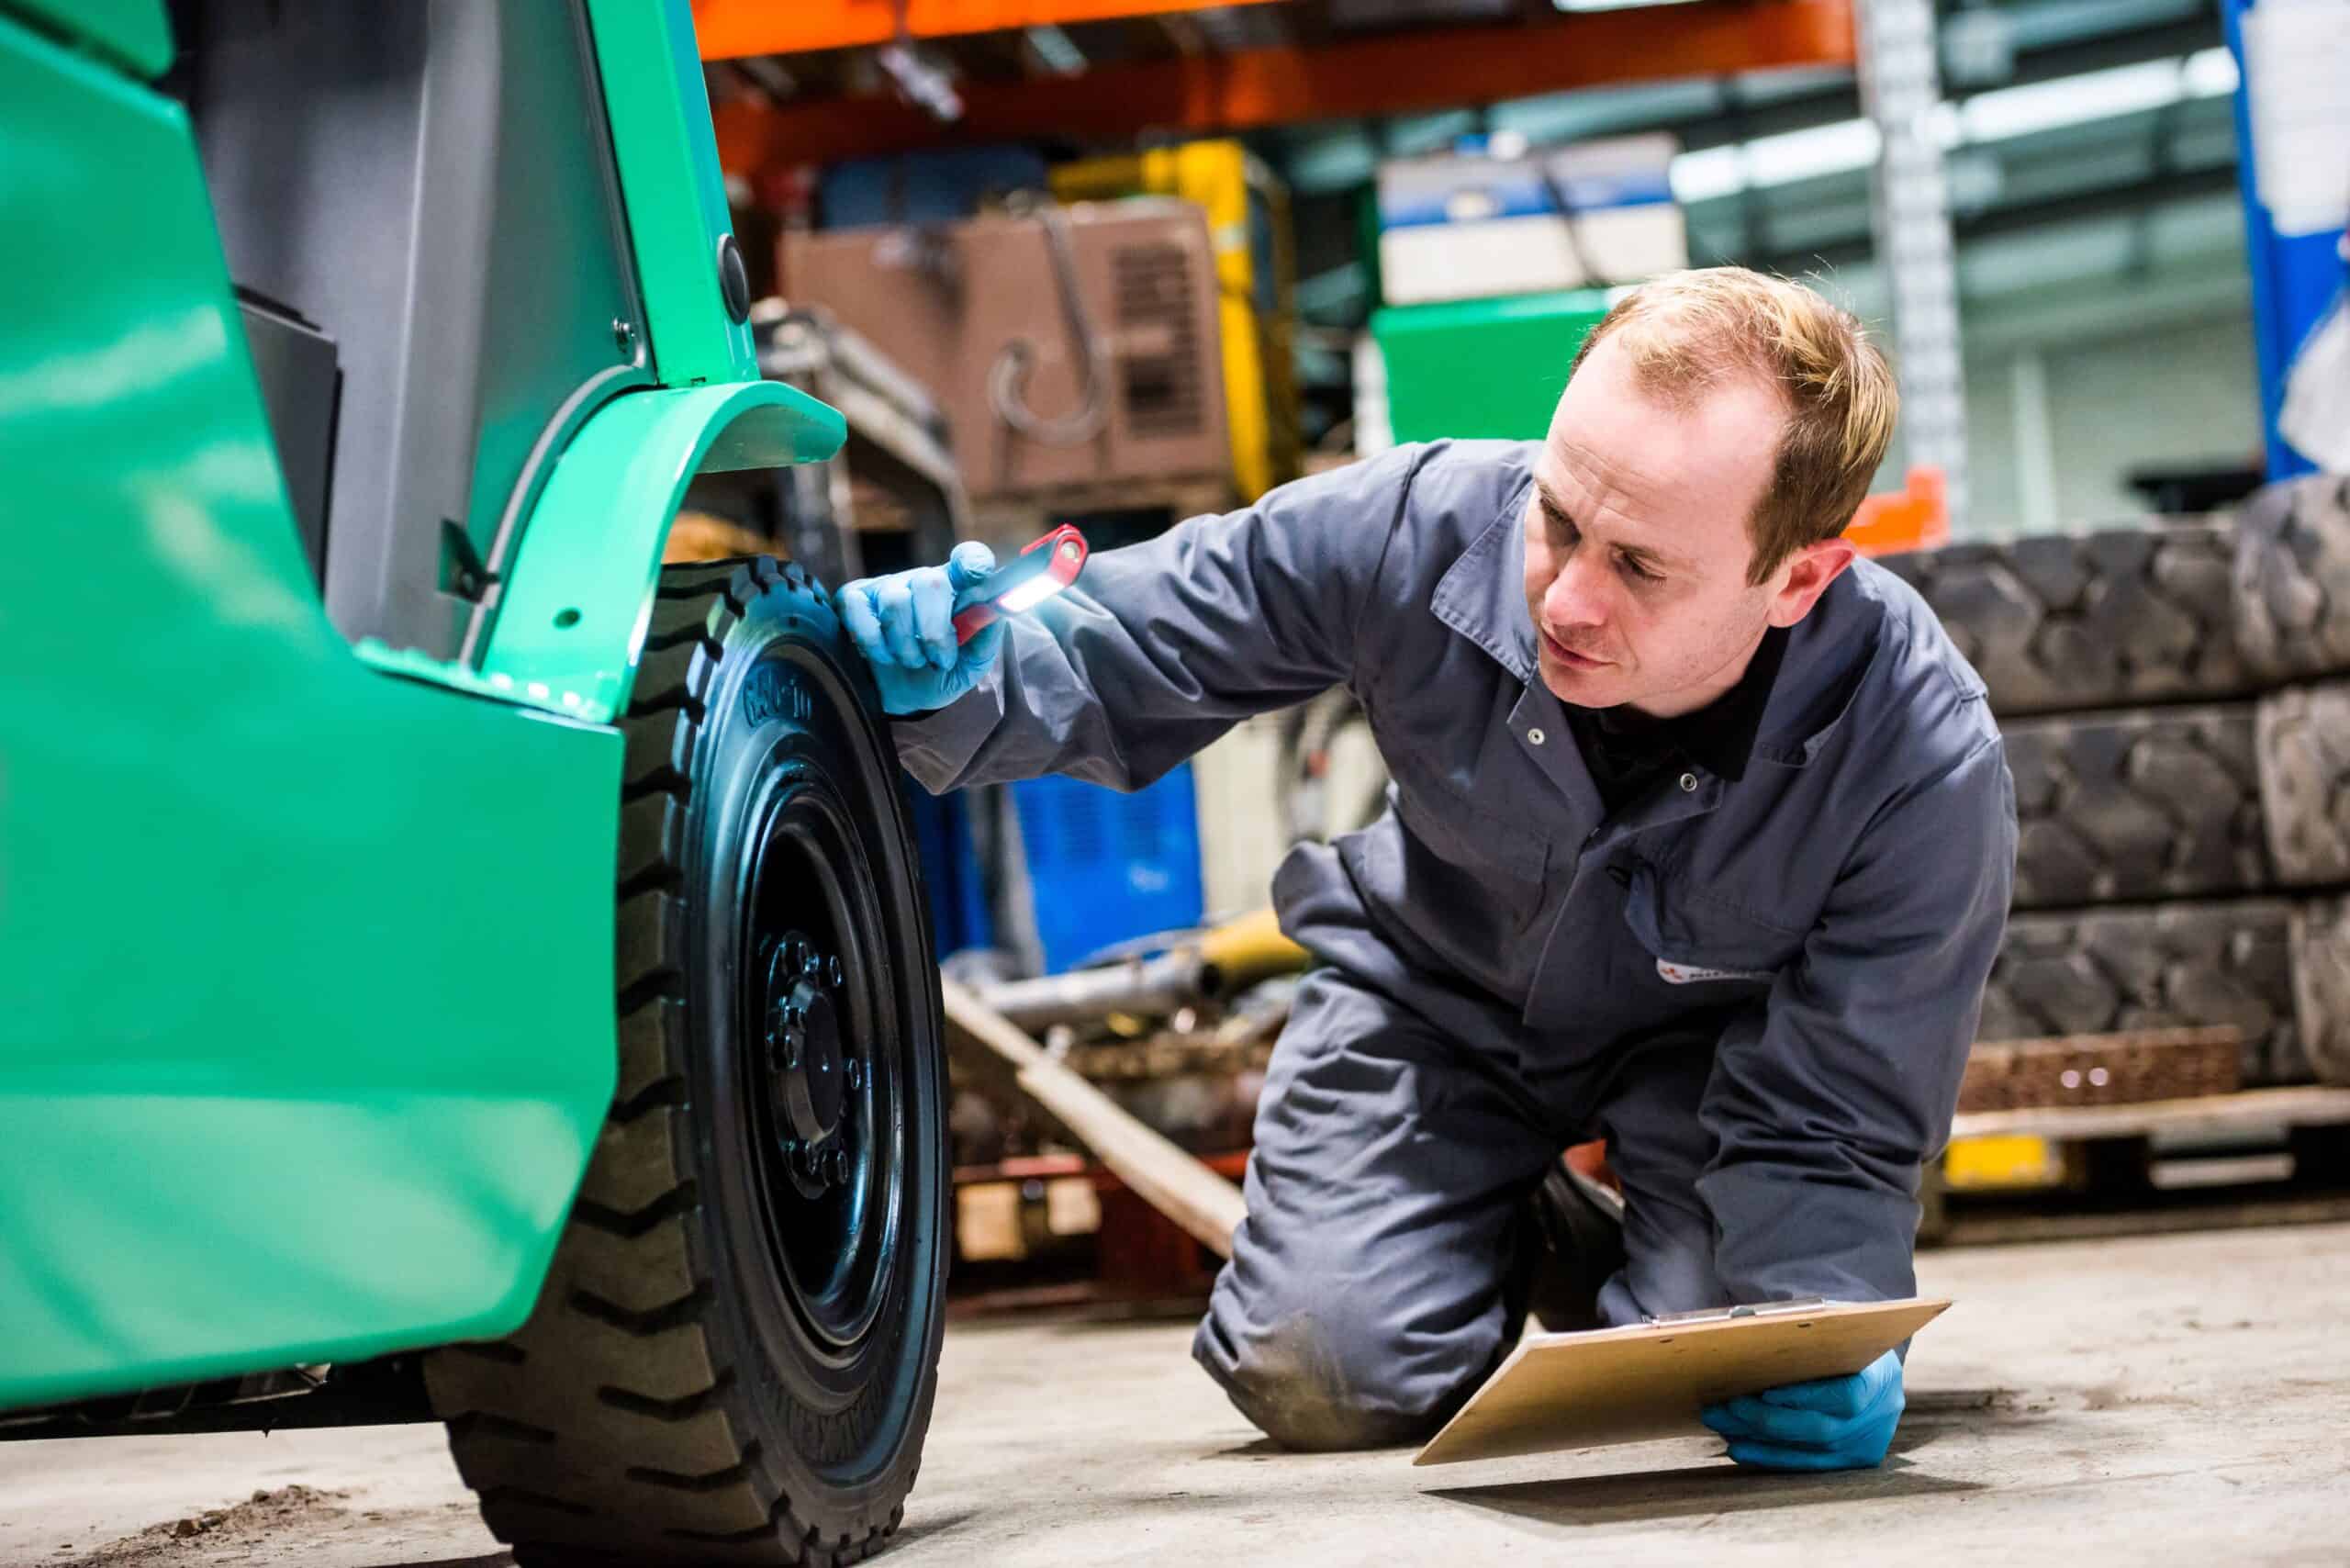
left=1655, top=958, right=1775, bottom=985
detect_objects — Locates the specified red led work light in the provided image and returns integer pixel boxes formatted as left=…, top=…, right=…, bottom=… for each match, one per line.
left=951, top=525, right=1091, bottom=644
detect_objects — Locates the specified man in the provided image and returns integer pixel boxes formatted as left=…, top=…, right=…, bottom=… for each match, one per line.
left=839, top=268, right=2015, bottom=1470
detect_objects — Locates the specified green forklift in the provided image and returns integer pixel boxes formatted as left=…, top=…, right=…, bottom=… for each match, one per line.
left=0, top=4, right=950, bottom=1562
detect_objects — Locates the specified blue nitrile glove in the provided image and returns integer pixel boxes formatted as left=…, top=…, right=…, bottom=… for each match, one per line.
left=835, top=542, right=1008, bottom=716
left=1699, top=1349, right=1904, bottom=1472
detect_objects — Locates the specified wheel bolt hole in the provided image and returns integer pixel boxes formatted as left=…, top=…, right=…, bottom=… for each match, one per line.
left=553, top=607, right=581, bottom=629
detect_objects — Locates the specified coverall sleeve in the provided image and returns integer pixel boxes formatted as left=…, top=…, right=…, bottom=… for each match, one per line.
left=891, top=443, right=1426, bottom=794
left=1695, top=733, right=2016, bottom=1304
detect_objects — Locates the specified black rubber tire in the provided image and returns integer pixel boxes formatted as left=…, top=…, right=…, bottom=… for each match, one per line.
left=1978, top=901, right=2308, bottom=1087
left=2289, top=900, right=2350, bottom=1087
left=2002, top=703, right=2267, bottom=908
left=2256, top=683, right=2350, bottom=889
left=2232, top=474, right=2350, bottom=686
left=423, top=557, right=948, bottom=1567
left=1878, top=521, right=2251, bottom=716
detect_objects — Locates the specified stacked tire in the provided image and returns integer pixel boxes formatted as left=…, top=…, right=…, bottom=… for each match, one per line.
left=1881, top=474, right=2350, bottom=1089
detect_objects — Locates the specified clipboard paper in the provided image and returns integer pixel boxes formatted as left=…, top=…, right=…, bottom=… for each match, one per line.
left=1413, top=1296, right=1951, bottom=1466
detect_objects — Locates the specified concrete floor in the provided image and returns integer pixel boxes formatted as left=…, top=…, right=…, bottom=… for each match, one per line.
left=7, top=1223, right=2346, bottom=1567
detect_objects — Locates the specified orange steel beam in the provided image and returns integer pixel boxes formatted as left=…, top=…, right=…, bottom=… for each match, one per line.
left=692, top=0, right=1293, bottom=59
left=714, top=0, right=1854, bottom=173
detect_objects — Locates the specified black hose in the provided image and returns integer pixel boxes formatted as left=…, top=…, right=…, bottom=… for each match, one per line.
left=989, top=200, right=1113, bottom=446
left=1529, top=151, right=1614, bottom=292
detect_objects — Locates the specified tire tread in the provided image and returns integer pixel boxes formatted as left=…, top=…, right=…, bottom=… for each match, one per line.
left=424, top=559, right=903, bottom=1567
left=2002, top=703, right=2268, bottom=906
left=1981, top=899, right=2311, bottom=1086
left=2290, top=900, right=2350, bottom=1086
left=2255, top=682, right=2350, bottom=888
left=2233, top=475, right=2350, bottom=684
left=1881, top=521, right=2250, bottom=715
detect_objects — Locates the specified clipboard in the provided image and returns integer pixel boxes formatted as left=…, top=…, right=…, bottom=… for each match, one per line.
left=1413, top=1296, right=1950, bottom=1466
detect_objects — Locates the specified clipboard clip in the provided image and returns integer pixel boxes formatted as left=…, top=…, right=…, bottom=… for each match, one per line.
left=1639, top=1297, right=1836, bottom=1327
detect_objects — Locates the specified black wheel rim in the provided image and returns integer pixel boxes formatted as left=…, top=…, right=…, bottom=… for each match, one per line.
left=738, top=762, right=904, bottom=1355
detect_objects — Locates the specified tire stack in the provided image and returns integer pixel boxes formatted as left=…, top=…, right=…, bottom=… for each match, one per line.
left=1881, top=474, right=2350, bottom=1090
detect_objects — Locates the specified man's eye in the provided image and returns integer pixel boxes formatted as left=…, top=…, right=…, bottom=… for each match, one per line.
left=1617, top=554, right=1660, bottom=583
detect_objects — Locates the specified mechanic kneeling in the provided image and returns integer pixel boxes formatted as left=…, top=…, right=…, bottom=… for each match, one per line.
left=837, top=267, right=2017, bottom=1471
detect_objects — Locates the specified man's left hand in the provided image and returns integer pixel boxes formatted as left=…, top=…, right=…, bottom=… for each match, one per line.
left=1699, top=1349, right=1903, bottom=1471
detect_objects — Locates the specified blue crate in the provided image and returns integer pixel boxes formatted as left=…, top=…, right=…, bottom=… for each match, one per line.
left=901, top=778, right=994, bottom=961
left=1012, top=766, right=1204, bottom=975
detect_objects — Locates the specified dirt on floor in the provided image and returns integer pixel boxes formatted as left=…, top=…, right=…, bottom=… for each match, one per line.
left=1, top=1423, right=498, bottom=1568
left=6, top=1222, right=2347, bottom=1567
left=61, top=1486, right=352, bottom=1565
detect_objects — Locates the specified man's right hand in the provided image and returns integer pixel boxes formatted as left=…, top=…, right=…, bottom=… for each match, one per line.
left=835, top=542, right=1008, bottom=716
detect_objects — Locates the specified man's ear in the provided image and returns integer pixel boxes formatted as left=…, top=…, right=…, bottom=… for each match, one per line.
left=1766, top=538, right=1858, bottom=629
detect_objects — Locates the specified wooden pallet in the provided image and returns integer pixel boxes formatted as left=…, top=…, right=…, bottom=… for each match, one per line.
left=1925, top=1085, right=2350, bottom=1247
left=1948, top=1084, right=2350, bottom=1144
left=1956, top=1026, right=2240, bottom=1115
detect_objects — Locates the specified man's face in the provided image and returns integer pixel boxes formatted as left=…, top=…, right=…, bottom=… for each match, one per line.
left=1522, top=331, right=1846, bottom=717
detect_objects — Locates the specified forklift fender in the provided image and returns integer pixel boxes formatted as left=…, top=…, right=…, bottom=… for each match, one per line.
left=479, top=378, right=845, bottom=725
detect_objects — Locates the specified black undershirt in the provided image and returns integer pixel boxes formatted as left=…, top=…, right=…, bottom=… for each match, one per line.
left=1560, top=626, right=1790, bottom=815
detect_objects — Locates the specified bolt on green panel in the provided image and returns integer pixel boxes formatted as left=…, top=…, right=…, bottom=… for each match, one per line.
left=585, top=0, right=759, bottom=388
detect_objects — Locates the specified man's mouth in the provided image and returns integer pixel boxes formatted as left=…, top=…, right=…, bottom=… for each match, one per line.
left=1541, top=630, right=1610, bottom=670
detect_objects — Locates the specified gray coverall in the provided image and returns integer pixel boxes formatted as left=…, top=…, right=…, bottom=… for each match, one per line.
left=896, top=441, right=2017, bottom=1450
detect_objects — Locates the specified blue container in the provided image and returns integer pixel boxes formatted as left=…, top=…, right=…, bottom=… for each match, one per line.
left=1011, top=766, right=1204, bottom=975
left=901, top=778, right=994, bottom=961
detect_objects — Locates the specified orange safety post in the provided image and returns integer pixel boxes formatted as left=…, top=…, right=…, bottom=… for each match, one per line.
left=1845, top=465, right=1950, bottom=558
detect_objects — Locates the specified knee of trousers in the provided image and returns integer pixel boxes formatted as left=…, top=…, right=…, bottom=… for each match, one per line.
left=1192, top=1283, right=1483, bottom=1452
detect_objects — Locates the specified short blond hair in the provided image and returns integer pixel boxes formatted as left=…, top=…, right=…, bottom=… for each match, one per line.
left=1570, top=267, right=1897, bottom=583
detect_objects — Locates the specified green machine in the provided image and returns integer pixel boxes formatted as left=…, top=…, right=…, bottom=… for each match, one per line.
left=1371, top=288, right=1613, bottom=444
left=0, top=4, right=949, bottom=1562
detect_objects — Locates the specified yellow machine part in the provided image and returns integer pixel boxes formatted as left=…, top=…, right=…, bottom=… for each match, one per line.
left=1943, top=1135, right=2067, bottom=1191
left=1197, top=906, right=1310, bottom=989
left=1052, top=140, right=1302, bottom=503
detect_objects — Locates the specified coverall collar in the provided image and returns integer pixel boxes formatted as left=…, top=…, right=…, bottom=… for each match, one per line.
left=1428, top=470, right=1877, bottom=773
left=1428, top=473, right=1541, bottom=686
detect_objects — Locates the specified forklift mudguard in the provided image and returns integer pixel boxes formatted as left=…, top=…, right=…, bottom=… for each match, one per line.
left=478, top=380, right=845, bottom=727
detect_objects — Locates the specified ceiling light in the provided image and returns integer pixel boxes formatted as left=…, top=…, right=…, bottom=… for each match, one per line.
left=1960, top=57, right=2184, bottom=140
left=1024, top=25, right=1086, bottom=75
left=1669, top=49, right=2241, bottom=205
left=2181, top=45, right=2242, bottom=98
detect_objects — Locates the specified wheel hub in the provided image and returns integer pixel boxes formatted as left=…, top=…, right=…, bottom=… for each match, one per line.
left=764, top=935, right=862, bottom=1185
left=736, top=767, right=907, bottom=1356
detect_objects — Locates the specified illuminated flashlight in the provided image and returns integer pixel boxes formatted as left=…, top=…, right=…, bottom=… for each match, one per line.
left=951, top=525, right=1091, bottom=644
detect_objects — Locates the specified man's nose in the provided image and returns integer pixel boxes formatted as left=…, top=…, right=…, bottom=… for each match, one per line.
left=1543, top=551, right=1610, bottom=630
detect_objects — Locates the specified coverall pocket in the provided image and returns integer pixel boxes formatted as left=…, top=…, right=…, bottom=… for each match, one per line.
left=1619, top=860, right=1797, bottom=996
left=1387, top=780, right=1551, bottom=935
